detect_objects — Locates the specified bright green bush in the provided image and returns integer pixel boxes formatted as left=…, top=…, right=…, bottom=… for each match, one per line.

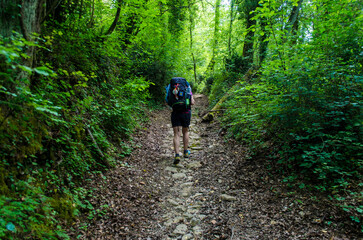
left=217, top=0, right=362, bottom=228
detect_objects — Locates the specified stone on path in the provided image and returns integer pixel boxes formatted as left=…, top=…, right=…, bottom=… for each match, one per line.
left=173, top=224, right=188, bottom=235
left=180, top=182, right=194, bottom=188
left=191, top=146, right=203, bottom=150
left=181, top=187, right=192, bottom=197
left=165, top=166, right=178, bottom=173
left=220, top=194, right=237, bottom=201
left=187, top=208, right=198, bottom=214
left=182, top=234, right=193, bottom=240
left=172, top=173, right=186, bottom=179
left=167, top=198, right=179, bottom=206
left=183, top=212, right=193, bottom=220
left=193, top=225, right=203, bottom=236
left=187, top=161, right=202, bottom=169
left=164, top=219, right=174, bottom=227
left=190, top=217, right=200, bottom=226
left=175, top=205, right=187, bottom=212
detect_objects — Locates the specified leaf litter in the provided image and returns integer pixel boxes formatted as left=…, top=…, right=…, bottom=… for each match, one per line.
left=69, top=95, right=361, bottom=239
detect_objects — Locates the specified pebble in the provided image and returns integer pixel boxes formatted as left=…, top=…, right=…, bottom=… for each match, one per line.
left=165, top=218, right=174, bottom=227
left=172, top=173, right=187, bottom=179
left=182, top=233, right=193, bottom=240
left=176, top=205, right=187, bottom=212
left=187, top=208, right=198, bottom=214
left=187, top=161, right=202, bottom=169
left=180, top=182, right=194, bottom=188
left=167, top=198, right=179, bottom=206
left=181, top=187, right=192, bottom=197
left=173, top=216, right=184, bottom=224
left=220, top=194, right=237, bottom=201
left=190, top=217, right=200, bottom=226
left=270, top=220, right=278, bottom=225
left=191, top=146, right=203, bottom=150
left=193, top=225, right=203, bottom=236
left=192, top=193, right=203, bottom=198
left=165, top=166, right=179, bottom=173
left=183, top=213, right=193, bottom=220
left=173, top=224, right=188, bottom=235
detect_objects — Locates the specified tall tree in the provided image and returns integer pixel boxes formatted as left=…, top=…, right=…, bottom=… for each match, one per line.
left=239, top=0, right=259, bottom=72
left=285, top=0, right=303, bottom=36
left=206, top=0, right=221, bottom=73
left=258, top=19, right=269, bottom=66
left=105, top=0, right=123, bottom=35
left=227, top=0, right=237, bottom=57
left=188, top=3, right=198, bottom=83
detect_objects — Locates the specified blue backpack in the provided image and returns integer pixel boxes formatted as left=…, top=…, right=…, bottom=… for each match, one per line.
left=166, top=77, right=191, bottom=112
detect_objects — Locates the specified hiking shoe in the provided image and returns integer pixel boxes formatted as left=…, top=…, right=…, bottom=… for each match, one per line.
left=184, top=150, right=191, bottom=158
left=173, top=154, right=181, bottom=165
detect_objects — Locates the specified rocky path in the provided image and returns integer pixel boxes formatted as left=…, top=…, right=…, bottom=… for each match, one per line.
left=71, top=94, right=360, bottom=239
left=154, top=96, right=217, bottom=239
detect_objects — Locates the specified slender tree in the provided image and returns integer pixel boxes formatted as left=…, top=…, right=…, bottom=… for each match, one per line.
left=239, top=0, right=259, bottom=72
left=105, top=0, right=123, bottom=35
left=227, top=0, right=237, bottom=57
left=188, top=4, right=198, bottom=83
left=206, top=0, right=221, bottom=73
left=258, top=19, right=269, bottom=66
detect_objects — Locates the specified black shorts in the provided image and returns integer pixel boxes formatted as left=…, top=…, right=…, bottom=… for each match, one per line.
left=171, top=111, right=191, bottom=128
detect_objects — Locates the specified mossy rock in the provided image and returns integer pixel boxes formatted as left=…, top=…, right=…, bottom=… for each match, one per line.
left=50, top=194, right=77, bottom=223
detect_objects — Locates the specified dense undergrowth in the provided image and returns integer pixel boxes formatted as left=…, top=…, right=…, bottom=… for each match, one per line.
left=0, top=29, right=168, bottom=238
left=207, top=0, right=362, bottom=232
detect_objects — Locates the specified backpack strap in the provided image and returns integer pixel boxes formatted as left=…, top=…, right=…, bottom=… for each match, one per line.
left=165, top=84, right=170, bottom=103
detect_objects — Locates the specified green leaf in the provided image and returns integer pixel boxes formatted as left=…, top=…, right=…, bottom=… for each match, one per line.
left=34, top=66, right=53, bottom=76
left=18, top=65, right=33, bottom=73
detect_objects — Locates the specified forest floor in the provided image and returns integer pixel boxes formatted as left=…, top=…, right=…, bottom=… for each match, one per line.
left=69, top=94, right=360, bottom=240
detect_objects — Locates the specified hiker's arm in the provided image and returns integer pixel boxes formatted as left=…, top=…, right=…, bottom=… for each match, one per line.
left=191, top=95, right=195, bottom=105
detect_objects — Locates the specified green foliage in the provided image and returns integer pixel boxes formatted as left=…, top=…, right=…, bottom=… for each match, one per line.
left=0, top=5, right=161, bottom=236
left=216, top=0, right=362, bottom=229
left=208, top=72, right=240, bottom=105
left=0, top=177, right=68, bottom=239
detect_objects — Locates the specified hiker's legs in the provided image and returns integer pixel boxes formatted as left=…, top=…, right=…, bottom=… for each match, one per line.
left=182, top=127, right=189, bottom=151
left=173, top=127, right=181, bottom=155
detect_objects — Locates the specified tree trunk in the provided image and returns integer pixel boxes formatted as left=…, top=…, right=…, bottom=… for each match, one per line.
left=206, top=0, right=221, bottom=73
left=0, top=0, right=21, bottom=37
left=258, top=19, right=269, bottom=66
left=285, top=0, right=303, bottom=38
left=17, top=0, right=46, bottom=86
left=105, top=0, right=122, bottom=35
left=242, top=16, right=255, bottom=57
left=21, top=0, right=45, bottom=40
left=227, top=0, right=235, bottom=57
left=88, top=0, right=95, bottom=27
left=189, top=5, right=197, bottom=83
left=240, top=0, right=259, bottom=73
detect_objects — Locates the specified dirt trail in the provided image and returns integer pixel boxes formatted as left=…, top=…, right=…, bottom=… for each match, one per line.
left=70, top=94, right=359, bottom=240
